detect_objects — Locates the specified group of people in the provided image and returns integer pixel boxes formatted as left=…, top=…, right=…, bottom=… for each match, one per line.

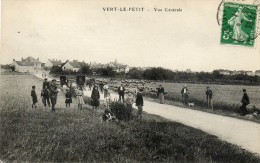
left=31, top=78, right=59, bottom=111
left=31, top=77, right=250, bottom=118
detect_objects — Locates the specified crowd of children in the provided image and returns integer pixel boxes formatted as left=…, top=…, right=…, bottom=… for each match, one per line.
left=30, top=78, right=144, bottom=121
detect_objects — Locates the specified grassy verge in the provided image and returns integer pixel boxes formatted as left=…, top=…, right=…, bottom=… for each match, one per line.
left=1, top=105, right=260, bottom=162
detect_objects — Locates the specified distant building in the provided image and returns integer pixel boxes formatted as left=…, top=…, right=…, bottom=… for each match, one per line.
left=217, top=69, right=232, bottom=76
left=62, top=60, right=87, bottom=72
left=45, top=59, right=63, bottom=68
left=12, top=56, right=41, bottom=73
left=255, top=70, right=260, bottom=76
left=245, top=71, right=254, bottom=76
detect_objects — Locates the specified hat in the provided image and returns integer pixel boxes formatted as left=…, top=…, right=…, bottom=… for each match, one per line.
left=243, top=89, right=246, bottom=92
left=44, top=78, right=48, bottom=80
left=52, top=79, right=56, bottom=82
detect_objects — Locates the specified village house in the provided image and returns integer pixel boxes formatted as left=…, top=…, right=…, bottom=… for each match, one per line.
left=217, top=69, right=232, bottom=76
left=255, top=70, right=260, bottom=76
left=45, top=59, right=63, bottom=68
left=12, top=56, right=42, bottom=73
left=62, top=60, right=87, bottom=72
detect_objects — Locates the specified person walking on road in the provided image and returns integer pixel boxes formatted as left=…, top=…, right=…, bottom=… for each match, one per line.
left=118, top=84, right=125, bottom=103
left=181, top=85, right=189, bottom=105
left=49, top=79, right=59, bottom=112
left=157, top=85, right=165, bottom=104
left=136, top=89, right=144, bottom=118
left=206, top=86, right=213, bottom=109
left=240, top=89, right=250, bottom=116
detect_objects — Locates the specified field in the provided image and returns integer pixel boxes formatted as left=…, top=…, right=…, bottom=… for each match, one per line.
left=1, top=74, right=260, bottom=162
left=104, top=78, right=260, bottom=113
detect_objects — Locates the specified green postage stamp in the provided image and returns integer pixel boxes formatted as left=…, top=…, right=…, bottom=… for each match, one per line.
left=220, top=2, right=258, bottom=47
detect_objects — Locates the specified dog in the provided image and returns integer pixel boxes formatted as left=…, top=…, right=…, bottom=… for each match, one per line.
left=188, top=102, right=195, bottom=107
left=245, top=111, right=258, bottom=119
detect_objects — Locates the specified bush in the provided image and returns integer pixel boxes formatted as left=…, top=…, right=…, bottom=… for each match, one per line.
left=110, top=101, right=133, bottom=121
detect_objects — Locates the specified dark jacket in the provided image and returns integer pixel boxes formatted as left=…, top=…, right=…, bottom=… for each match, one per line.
left=118, top=86, right=125, bottom=95
left=49, top=84, right=58, bottom=99
left=65, top=92, right=72, bottom=103
left=43, top=81, right=50, bottom=90
left=157, top=87, right=164, bottom=96
left=136, top=92, right=144, bottom=106
left=241, top=92, right=250, bottom=105
left=206, top=90, right=213, bottom=99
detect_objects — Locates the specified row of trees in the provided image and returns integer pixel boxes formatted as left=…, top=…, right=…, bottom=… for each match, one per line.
left=127, top=67, right=260, bottom=84
left=49, top=65, right=260, bottom=85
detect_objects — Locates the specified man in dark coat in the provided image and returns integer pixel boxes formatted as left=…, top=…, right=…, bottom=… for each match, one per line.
left=118, top=84, right=125, bottom=103
left=181, top=85, right=189, bottom=105
left=42, top=78, right=50, bottom=90
left=41, top=85, right=50, bottom=108
left=240, top=89, right=250, bottom=116
left=49, top=80, right=59, bottom=112
left=157, top=85, right=165, bottom=104
left=136, top=89, right=144, bottom=118
left=206, top=86, right=213, bottom=109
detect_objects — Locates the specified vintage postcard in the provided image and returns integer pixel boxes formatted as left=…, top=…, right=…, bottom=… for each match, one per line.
left=1, top=0, right=260, bottom=162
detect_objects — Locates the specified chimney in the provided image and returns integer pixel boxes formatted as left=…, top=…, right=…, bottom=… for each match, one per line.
left=22, top=57, right=23, bottom=61
left=13, top=59, right=15, bottom=61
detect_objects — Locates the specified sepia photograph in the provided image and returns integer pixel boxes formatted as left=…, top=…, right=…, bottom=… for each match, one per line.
left=0, top=0, right=260, bottom=162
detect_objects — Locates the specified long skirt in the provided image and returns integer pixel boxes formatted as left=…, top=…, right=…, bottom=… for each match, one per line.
left=77, top=96, right=85, bottom=105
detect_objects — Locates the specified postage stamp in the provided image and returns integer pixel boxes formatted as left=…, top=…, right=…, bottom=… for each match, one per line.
left=220, top=2, right=258, bottom=47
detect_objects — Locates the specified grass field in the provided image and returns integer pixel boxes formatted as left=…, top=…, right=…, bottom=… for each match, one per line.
left=1, top=74, right=260, bottom=162
left=144, top=82, right=260, bottom=109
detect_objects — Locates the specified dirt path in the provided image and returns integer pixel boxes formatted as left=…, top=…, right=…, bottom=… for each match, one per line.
left=83, top=89, right=260, bottom=156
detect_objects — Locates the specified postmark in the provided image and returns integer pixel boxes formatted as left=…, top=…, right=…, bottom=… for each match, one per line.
left=219, top=2, right=258, bottom=47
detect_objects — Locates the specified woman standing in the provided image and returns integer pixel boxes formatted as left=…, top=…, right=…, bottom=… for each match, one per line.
left=91, top=86, right=100, bottom=110
left=76, top=86, right=85, bottom=110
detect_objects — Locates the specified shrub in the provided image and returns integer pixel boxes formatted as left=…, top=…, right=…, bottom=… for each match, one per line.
left=110, top=101, right=133, bottom=121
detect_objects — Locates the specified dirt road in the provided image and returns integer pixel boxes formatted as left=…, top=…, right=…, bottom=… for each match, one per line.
left=84, top=89, right=260, bottom=156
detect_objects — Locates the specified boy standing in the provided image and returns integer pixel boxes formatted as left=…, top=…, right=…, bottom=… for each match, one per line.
left=65, top=89, right=72, bottom=108
left=136, top=89, right=144, bottom=118
left=31, top=86, right=38, bottom=108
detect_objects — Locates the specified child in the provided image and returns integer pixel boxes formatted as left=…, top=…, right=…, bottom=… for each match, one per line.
left=76, top=86, right=85, bottom=110
left=31, top=86, right=38, bottom=108
left=65, top=89, right=72, bottom=108
left=104, top=92, right=112, bottom=109
left=102, top=109, right=116, bottom=122
left=136, top=89, right=144, bottom=118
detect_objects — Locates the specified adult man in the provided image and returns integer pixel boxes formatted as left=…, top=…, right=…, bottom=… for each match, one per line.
left=41, top=85, right=50, bottom=108
left=241, top=89, right=250, bottom=116
left=205, top=86, right=213, bottom=109
left=118, top=84, right=125, bottom=103
left=157, top=85, right=165, bottom=104
left=181, top=85, right=189, bottom=105
left=49, top=79, right=59, bottom=112
left=42, top=78, right=50, bottom=90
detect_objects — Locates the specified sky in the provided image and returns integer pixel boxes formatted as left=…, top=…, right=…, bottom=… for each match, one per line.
left=1, top=0, right=260, bottom=72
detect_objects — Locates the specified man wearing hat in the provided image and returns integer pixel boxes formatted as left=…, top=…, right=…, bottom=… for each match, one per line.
left=241, top=89, right=250, bottom=116
left=205, top=86, right=213, bottom=109
left=49, top=79, right=59, bottom=112
left=157, top=85, right=165, bottom=104
left=118, top=84, right=125, bottom=103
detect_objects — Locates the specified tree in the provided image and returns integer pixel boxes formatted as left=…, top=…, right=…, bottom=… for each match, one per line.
left=50, top=66, right=63, bottom=74
left=79, top=65, right=92, bottom=75
left=127, top=68, right=143, bottom=79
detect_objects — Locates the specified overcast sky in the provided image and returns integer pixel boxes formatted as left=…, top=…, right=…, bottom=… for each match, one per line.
left=1, top=0, right=260, bottom=72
